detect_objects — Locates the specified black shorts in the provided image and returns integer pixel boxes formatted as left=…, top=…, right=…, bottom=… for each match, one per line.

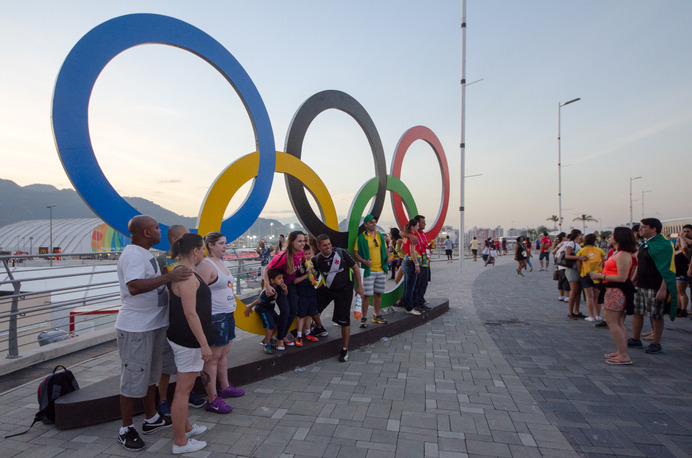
left=258, top=310, right=279, bottom=330
left=445, top=249, right=452, bottom=256
left=317, top=286, right=353, bottom=327
left=297, top=295, right=318, bottom=318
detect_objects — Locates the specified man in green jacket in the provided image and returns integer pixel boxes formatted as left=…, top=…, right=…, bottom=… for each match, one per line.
left=628, top=217, right=677, bottom=355
left=353, top=215, right=389, bottom=327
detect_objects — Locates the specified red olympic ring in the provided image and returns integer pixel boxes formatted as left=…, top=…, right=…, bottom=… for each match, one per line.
left=390, top=126, right=450, bottom=241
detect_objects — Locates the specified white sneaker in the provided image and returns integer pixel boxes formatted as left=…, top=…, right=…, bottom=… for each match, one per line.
left=185, top=424, right=207, bottom=438
left=584, top=317, right=595, bottom=322
left=405, top=309, right=421, bottom=316
left=557, top=296, right=563, bottom=301
left=172, top=438, right=207, bottom=454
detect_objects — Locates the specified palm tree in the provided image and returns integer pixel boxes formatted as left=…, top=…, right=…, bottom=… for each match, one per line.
left=573, top=214, right=598, bottom=232
left=546, top=215, right=559, bottom=230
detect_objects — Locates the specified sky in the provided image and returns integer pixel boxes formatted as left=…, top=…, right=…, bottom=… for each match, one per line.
left=1, top=1, right=691, bottom=235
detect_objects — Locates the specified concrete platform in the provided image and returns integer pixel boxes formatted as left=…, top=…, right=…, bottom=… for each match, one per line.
left=54, top=298, right=448, bottom=429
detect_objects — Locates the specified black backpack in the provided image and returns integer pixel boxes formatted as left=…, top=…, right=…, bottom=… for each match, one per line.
left=5, top=365, right=79, bottom=438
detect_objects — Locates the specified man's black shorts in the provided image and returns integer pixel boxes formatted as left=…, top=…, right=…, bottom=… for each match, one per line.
left=317, top=286, right=353, bottom=327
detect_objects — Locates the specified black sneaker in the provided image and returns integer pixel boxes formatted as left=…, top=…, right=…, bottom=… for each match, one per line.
left=142, top=415, right=172, bottom=435
left=339, top=348, right=349, bottom=362
left=118, top=426, right=145, bottom=450
left=627, top=338, right=643, bottom=348
left=645, top=342, right=663, bottom=354
left=359, top=317, right=367, bottom=328
left=188, top=391, right=206, bottom=408
left=594, top=320, right=608, bottom=328
left=312, top=326, right=328, bottom=337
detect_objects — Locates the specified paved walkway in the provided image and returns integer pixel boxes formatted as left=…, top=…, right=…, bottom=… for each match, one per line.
left=1, top=255, right=690, bottom=457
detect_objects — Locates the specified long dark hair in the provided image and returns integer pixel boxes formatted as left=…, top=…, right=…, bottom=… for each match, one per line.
left=285, top=230, right=305, bottom=274
left=567, top=229, right=582, bottom=241
left=613, top=227, right=637, bottom=253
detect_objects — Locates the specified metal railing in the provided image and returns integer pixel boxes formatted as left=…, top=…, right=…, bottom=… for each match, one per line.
left=0, top=251, right=263, bottom=359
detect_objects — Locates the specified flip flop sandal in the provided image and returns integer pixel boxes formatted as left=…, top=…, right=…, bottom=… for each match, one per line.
left=606, top=357, right=632, bottom=365
left=603, top=352, right=618, bottom=358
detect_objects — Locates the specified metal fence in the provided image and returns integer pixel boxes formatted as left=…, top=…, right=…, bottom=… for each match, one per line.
left=0, top=251, right=263, bottom=359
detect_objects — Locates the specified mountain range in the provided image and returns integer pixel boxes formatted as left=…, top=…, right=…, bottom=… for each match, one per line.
left=0, top=179, right=289, bottom=238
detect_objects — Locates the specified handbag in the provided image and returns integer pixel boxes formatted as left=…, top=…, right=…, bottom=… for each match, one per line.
left=552, top=269, right=559, bottom=281
left=556, top=250, right=576, bottom=269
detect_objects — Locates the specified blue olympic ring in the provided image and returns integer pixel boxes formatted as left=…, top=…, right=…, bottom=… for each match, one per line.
left=51, top=13, right=275, bottom=250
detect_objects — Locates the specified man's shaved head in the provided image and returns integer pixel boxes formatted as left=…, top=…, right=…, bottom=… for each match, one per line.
left=127, top=215, right=160, bottom=249
left=168, top=224, right=189, bottom=245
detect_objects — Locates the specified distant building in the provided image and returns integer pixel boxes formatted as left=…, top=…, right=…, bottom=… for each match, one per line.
left=0, top=218, right=129, bottom=254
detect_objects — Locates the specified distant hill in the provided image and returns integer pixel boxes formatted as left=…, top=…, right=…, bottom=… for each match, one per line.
left=0, top=179, right=292, bottom=239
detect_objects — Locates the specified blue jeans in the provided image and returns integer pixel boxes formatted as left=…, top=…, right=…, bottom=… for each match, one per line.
left=414, top=266, right=430, bottom=306
left=402, top=260, right=418, bottom=311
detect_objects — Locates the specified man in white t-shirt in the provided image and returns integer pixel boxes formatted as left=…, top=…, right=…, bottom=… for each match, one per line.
left=115, top=215, right=192, bottom=451
left=444, top=236, right=454, bottom=262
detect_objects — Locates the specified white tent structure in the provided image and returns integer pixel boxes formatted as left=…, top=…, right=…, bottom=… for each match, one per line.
left=0, top=218, right=129, bottom=254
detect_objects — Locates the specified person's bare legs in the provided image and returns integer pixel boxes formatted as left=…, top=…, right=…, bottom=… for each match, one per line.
left=341, top=325, right=350, bottom=349
left=631, top=314, right=644, bottom=340
left=216, top=342, right=232, bottom=390
left=584, top=287, right=596, bottom=319
left=171, top=372, right=196, bottom=446
left=652, top=317, right=664, bottom=344
left=373, top=293, right=382, bottom=318
left=677, top=282, right=689, bottom=314
left=604, top=309, right=630, bottom=361
left=361, top=296, right=370, bottom=321
left=568, top=281, right=581, bottom=316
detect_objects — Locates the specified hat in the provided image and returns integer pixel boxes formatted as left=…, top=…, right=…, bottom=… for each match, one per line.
left=363, top=214, right=376, bottom=223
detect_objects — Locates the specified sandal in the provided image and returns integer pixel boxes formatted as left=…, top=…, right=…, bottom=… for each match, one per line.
left=605, top=357, right=632, bottom=365
left=603, top=352, right=618, bottom=358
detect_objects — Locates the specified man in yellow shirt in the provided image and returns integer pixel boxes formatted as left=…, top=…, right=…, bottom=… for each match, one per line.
left=353, top=215, right=389, bottom=327
left=469, top=237, right=480, bottom=261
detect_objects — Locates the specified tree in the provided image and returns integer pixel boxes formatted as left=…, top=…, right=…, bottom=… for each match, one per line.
left=573, top=214, right=598, bottom=232
left=546, top=215, right=560, bottom=230
left=536, top=225, right=550, bottom=235
left=599, top=230, right=612, bottom=241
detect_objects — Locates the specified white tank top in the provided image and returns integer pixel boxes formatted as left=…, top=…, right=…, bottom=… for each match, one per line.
left=203, top=258, right=236, bottom=314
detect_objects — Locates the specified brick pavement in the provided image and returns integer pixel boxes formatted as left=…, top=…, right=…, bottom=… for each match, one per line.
left=11, top=253, right=688, bottom=456
left=475, top=256, right=692, bottom=457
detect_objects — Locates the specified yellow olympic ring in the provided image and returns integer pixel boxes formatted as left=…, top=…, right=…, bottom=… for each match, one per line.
left=197, top=151, right=339, bottom=236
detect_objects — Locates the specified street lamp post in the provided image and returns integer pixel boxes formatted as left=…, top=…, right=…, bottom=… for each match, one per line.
left=558, top=98, right=581, bottom=232
left=641, top=189, right=652, bottom=219
left=629, top=176, right=642, bottom=227
left=29, top=237, right=33, bottom=255
left=46, top=205, right=55, bottom=266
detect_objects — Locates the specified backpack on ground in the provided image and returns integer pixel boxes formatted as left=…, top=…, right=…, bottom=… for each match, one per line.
left=5, top=365, right=79, bottom=438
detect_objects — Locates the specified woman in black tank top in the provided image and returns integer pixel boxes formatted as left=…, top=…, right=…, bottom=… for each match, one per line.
left=167, top=233, right=212, bottom=452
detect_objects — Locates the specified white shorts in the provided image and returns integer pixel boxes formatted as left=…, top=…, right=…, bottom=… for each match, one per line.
left=167, top=339, right=204, bottom=374
left=363, top=270, right=387, bottom=296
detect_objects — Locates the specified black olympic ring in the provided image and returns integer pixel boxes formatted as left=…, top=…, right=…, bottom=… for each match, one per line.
left=284, top=90, right=387, bottom=248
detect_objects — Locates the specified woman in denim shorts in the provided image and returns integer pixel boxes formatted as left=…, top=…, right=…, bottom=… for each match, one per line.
left=196, top=232, right=245, bottom=415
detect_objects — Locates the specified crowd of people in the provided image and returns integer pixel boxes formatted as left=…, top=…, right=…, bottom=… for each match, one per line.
left=114, top=213, right=437, bottom=453
left=536, top=218, right=690, bottom=365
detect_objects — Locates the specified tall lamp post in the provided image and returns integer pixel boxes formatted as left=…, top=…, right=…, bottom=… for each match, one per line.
left=641, top=189, right=652, bottom=219
left=557, top=98, right=581, bottom=232
left=629, top=176, right=642, bottom=227
left=46, top=205, right=56, bottom=266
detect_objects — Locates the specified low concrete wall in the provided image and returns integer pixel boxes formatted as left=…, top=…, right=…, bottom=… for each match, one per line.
left=55, top=298, right=449, bottom=429
left=0, top=328, right=115, bottom=377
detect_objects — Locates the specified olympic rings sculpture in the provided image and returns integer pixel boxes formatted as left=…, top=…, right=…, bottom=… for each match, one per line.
left=51, top=14, right=450, bottom=256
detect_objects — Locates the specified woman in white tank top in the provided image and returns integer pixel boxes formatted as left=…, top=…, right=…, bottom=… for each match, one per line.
left=196, top=232, right=245, bottom=414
